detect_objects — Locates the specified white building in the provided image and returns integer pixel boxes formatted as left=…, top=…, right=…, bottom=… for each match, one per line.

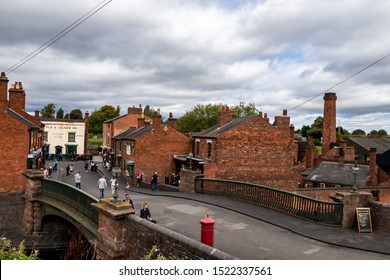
left=40, top=116, right=88, bottom=160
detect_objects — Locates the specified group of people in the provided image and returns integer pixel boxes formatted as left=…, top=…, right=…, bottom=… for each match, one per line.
left=84, top=160, right=98, bottom=173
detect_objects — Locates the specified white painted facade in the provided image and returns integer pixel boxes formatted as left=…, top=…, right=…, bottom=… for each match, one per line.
left=42, top=119, right=86, bottom=156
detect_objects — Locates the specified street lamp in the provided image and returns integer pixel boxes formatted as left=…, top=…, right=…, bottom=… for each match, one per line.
left=351, top=162, right=360, bottom=194
left=187, top=152, right=193, bottom=170
left=111, top=165, right=122, bottom=201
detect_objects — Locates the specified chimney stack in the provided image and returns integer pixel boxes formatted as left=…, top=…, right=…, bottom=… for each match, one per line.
left=128, top=105, right=142, bottom=115
left=168, top=112, right=177, bottom=129
left=368, top=148, right=378, bottom=186
left=218, top=106, right=232, bottom=127
left=152, top=108, right=162, bottom=130
left=9, top=81, right=26, bottom=111
left=322, top=92, right=337, bottom=155
left=0, top=72, right=9, bottom=109
left=273, top=109, right=290, bottom=133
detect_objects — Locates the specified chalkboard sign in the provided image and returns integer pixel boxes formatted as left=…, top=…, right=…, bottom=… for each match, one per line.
left=355, top=208, right=372, bottom=233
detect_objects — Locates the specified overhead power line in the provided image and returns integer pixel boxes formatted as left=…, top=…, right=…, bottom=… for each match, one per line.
left=5, top=0, right=112, bottom=74
left=289, top=52, right=390, bottom=112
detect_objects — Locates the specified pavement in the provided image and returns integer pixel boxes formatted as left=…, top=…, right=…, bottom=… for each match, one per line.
left=29, top=157, right=390, bottom=259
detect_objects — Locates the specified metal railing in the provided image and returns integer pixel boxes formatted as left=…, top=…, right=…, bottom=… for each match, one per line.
left=41, top=179, right=99, bottom=226
left=194, top=178, right=343, bottom=226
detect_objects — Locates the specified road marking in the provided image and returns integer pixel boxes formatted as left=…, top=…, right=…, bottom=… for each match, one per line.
left=304, top=245, right=323, bottom=255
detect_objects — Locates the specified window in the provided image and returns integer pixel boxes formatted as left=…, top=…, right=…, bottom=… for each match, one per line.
left=44, top=132, right=48, bottom=142
left=68, top=132, right=76, bottom=142
left=196, top=140, right=200, bottom=156
left=207, top=142, right=212, bottom=158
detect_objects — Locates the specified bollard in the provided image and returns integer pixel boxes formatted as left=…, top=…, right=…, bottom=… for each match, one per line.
left=200, top=214, right=215, bottom=247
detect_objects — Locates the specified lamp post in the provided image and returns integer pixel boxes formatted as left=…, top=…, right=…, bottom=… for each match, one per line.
left=187, top=152, right=193, bottom=170
left=351, top=162, right=360, bottom=194
left=111, top=165, right=122, bottom=201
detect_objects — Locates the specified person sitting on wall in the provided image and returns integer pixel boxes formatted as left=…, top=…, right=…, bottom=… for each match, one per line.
left=123, top=193, right=135, bottom=211
left=140, top=203, right=156, bottom=223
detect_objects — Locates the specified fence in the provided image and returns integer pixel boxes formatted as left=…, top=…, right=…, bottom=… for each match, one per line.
left=194, top=178, right=343, bottom=226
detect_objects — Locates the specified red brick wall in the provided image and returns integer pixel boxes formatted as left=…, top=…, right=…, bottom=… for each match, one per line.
left=118, top=125, right=191, bottom=185
left=0, top=113, right=29, bottom=192
left=200, top=117, right=296, bottom=191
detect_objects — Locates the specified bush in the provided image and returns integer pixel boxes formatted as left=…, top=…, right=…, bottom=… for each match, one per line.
left=0, top=237, right=39, bottom=260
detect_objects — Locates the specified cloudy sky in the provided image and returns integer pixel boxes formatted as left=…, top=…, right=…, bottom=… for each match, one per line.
left=1, top=0, right=390, bottom=133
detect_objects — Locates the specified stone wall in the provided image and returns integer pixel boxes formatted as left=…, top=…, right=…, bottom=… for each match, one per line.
left=369, top=201, right=390, bottom=233
left=0, top=191, right=25, bottom=229
left=122, top=215, right=234, bottom=260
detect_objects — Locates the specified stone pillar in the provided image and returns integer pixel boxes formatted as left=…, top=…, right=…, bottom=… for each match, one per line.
left=22, top=170, right=44, bottom=235
left=92, top=198, right=135, bottom=260
left=336, top=191, right=373, bottom=228
left=180, top=169, right=202, bottom=192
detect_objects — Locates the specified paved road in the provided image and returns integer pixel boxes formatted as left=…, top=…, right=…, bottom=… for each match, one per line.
left=51, top=157, right=390, bottom=260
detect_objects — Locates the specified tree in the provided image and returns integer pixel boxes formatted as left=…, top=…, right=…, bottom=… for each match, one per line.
left=307, top=116, right=323, bottom=144
left=89, top=105, right=120, bottom=135
left=176, top=102, right=258, bottom=133
left=144, top=105, right=158, bottom=118
left=368, top=130, right=378, bottom=137
left=41, top=103, right=56, bottom=118
left=352, top=129, right=366, bottom=136
left=378, top=129, right=388, bottom=137
left=56, top=107, right=64, bottom=119
left=69, top=109, right=83, bottom=120
left=300, top=125, right=310, bottom=138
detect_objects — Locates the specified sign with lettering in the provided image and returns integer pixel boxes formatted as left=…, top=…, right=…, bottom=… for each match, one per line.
left=355, top=208, right=372, bottom=233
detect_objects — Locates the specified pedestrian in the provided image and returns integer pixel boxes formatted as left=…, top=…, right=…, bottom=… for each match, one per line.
left=97, top=175, right=108, bottom=199
left=136, top=170, right=143, bottom=187
left=70, top=164, right=74, bottom=173
left=123, top=193, right=135, bottom=211
left=84, top=160, right=89, bottom=172
left=43, top=167, right=49, bottom=179
left=140, top=203, right=156, bottom=223
left=173, top=172, right=180, bottom=186
left=66, top=164, right=70, bottom=176
left=74, top=171, right=81, bottom=189
left=110, top=176, right=116, bottom=195
left=151, top=172, right=158, bottom=191
left=125, top=170, right=130, bottom=188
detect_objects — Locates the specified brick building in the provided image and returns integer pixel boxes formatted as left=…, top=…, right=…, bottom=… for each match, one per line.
left=0, top=72, right=45, bottom=192
left=111, top=111, right=191, bottom=185
left=192, top=106, right=298, bottom=190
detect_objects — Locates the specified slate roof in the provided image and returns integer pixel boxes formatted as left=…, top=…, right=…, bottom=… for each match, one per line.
left=6, top=108, right=41, bottom=130
left=112, top=125, right=153, bottom=140
left=192, top=116, right=253, bottom=138
left=303, top=161, right=369, bottom=187
left=347, top=137, right=390, bottom=154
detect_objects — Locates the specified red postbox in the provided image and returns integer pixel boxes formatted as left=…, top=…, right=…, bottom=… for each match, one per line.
left=200, top=214, right=215, bottom=247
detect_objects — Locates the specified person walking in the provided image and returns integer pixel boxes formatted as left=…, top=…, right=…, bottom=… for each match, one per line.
left=136, top=170, right=143, bottom=187
left=97, top=175, right=107, bottom=199
left=151, top=171, right=158, bottom=191
left=84, top=160, right=89, bottom=172
left=110, top=176, right=116, bottom=195
left=74, top=171, right=81, bottom=189
left=66, top=164, right=70, bottom=176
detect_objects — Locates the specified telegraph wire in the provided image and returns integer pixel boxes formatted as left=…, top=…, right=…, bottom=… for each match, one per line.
left=289, top=52, right=390, bottom=112
left=5, top=0, right=112, bottom=74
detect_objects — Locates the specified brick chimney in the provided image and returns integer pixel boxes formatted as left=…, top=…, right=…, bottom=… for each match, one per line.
left=368, top=148, right=378, bottom=186
left=168, top=112, right=177, bottom=129
left=305, top=137, right=316, bottom=169
left=9, top=82, right=26, bottom=111
left=0, top=72, right=9, bottom=109
left=273, top=109, right=290, bottom=133
left=217, top=106, right=232, bottom=127
left=322, top=92, right=337, bottom=155
left=137, top=116, right=145, bottom=128
left=152, top=108, right=162, bottom=130
left=35, top=110, right=40, bottom=118
left=128, top=105, right=142, bottom=115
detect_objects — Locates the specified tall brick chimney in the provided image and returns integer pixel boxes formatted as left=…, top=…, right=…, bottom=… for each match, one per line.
left=322, top=92, right=337, bottom=155
left=9, top=82, right=26, bottom=111
left=218, top=106, right=232, bottom=127
left=0, top=72, right=9, bottom=109
left=368, top=148, right=378, bottom=186
left=168, top=112, right=177, bottom=129
left=305, top=137, right=316, bottom=169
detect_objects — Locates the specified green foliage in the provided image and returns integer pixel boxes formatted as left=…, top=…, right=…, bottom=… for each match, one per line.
left=0, top=238, right=39, bottom=260
left=41, top=103, right=56, bottom=118
left=142, top=245, right=182, bottom=260
left=352, top=129, right=366, bottom=136
left=176, top=102, right=258, bottom=133
left=56, top=107, right=64, bottom=119
left=144, top=105, right=158, bottom=118
left=89, top=105, right=120, bottom=135
left=69, top=109, right=83, bottom=120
